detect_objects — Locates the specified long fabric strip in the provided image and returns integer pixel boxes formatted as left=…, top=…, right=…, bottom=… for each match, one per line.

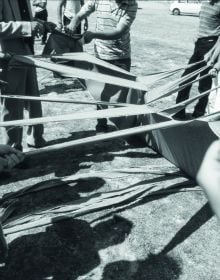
left=0, top=94, right=135, bottom=108
left=0, top=104, right=156, bottom=128
left=13, top=55, right=149, bottom=92
left=0, top=84, right=218, bottom=128
left=3, top=178, right=199, bottom=235
left=25, top=111, right=220, bottom=157
left=162, top=85, right=220, bottom=116
left=147, top=65, right=209, bottom=103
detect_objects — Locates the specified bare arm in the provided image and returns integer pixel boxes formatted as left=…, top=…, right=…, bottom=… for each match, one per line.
left=83, top=21, right=129, bottom=44
left=66, top=0, right=95, bottom=34
left=57, top=0, right=66, bottom=29
left=92, top=21, right=129, bottom=41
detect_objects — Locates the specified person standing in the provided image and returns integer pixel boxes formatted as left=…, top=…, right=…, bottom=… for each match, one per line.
left=174, top=0, right=220, bottom=119
left=0, top=0, right=47, bottom=150
left=57, top=0, right=87, bottom=34
left=66, top=0, right=138, bottom=132
left=33, top=0, right=48, bottom=44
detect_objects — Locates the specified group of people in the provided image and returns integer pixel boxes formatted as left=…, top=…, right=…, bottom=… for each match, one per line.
left=0, top=0, right=138, bottom=154
left=0, top=0, right=220, bottom=263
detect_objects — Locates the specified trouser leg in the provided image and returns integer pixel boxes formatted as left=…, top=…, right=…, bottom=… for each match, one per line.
left=176, top=51, right=201, bottom=104
left=194, top=69, right=212, bottom=114
left=1, top=66, right=26, bottom=149
left=96, top=58, right=131, bottom=130
left=194, top=39, right=218, bottom=114
left=26, top=68, right=44, bottom=144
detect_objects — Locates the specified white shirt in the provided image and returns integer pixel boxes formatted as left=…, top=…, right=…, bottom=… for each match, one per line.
left=64, top=0, right=81, bottom=20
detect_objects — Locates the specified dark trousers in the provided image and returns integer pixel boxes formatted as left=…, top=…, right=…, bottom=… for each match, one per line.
left=34, top=9, right=48, bottom=43
left=176, top=36, right=218, bottom=114
left=97, top=58, right=131, bottom=127
left=1, top=65, right=44, bottom=150
left=63, top=15, right=81, bottom=34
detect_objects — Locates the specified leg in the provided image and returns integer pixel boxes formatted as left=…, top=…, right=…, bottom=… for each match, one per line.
left=25, top=67, right=44, bottom=147
left=174, top=41, right=205, bottom=118
left=1, top=66, right=26, bottom=150
left=193, top=39, right=218, bottom=116
left=176, top=52, right=201, bottom=104
left=193, top=72, right=212, bottom=116
left=41, top=10, right=48, bottom=44
left=96, top=58, right=131, bottom=132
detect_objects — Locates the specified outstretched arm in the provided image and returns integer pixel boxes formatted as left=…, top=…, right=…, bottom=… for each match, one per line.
left=197, top=140, right=220, bottom=220
left=82, top=1, right=137, bottom=44
left=65, top=0, right=95, bottom=35
left=83, top=21, right=130, bottom=44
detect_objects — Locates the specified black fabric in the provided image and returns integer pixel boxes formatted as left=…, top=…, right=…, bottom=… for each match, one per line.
left=34, top=9, right=48, bottom=43
left=17, top=0, right=31, bottom=21
left=63, top=15, right=81, bottom=35
left=176, top=37, right=218, bottom=115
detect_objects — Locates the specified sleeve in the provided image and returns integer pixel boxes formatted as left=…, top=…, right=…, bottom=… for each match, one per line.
left=119, top=1, right=138, bottom=28
left=0, top=21, right=32, bottom=39
left=78, top=0, right=96, bottom=18
left=0, top=0, right=31, bottom=39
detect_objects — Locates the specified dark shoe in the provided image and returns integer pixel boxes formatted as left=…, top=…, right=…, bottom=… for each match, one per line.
left=27, top=137, right=47, bottom=148
left=192, top=110, right=205, bottom=118
left=172, top=110, right=186, bottom=120
left=95, top=124, right=109, bottom=134
left=11, top=144, right=23, bottom=152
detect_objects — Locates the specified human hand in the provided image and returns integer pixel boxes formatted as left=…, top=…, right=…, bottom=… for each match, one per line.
left=83, top=31, right=95, bottom=44
left=65, top=23, right=77, bottom=36
left=45, top=21, right=57, bottom=33
left=0, top=144, right=18, bottom=156
left=0, top=145, right=24, bottom=171
left=65, top=17, right=81, bottom=36
left=197, top=140, right=220, bottom=220
left=57, top=22, right=63, bottom=31
left=209, top=67, right=218, bottom=78
left=31, top=21, right=45, bottom=37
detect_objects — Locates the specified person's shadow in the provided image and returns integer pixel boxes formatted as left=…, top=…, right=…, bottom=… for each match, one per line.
left=0, top=215, right=133, bottom=280
left=102, top=253, right=182, bottom=280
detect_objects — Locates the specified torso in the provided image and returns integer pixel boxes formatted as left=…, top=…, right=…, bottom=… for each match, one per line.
left=64, top=0, right=81, bottom=20
left=198, top=2, right=220, bottom=38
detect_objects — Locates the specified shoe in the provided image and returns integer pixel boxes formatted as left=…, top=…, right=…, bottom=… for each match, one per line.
left=172, top=110, right=186, bottom=120
left=27, top=137, right=47, bottom=148
left=12, top=144, right=23, bottom=152
left=192, top=110, right=205, bottom=118
left=95, top=124, right=109, bottom=134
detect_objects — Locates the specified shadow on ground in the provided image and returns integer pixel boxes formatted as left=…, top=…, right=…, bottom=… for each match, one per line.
left=102, top=253, right=182, bottom=280
left=0, top=130, right=157, bottom=185
left=0, top=216, right=133, bottom=280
